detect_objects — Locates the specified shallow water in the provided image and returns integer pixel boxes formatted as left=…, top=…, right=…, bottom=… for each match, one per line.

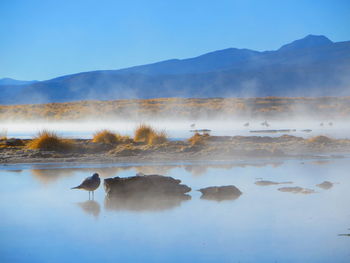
left=0, top=159, right=350, bottom=262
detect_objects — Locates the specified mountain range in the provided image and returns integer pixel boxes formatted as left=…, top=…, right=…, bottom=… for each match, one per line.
left=1, top=35, right=350, bottom=104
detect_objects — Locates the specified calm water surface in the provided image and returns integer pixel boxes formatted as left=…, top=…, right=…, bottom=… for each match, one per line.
left=0, top=159, right=349, bottom=262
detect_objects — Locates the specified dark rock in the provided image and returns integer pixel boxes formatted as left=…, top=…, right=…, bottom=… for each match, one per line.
left=278, top=186, right=316, bottom=194
left=199, top=185, right=242, bottom=201
left=316, top=181, right=333, bottom=190
left=104, top=174, right=191, bottom=197
left=5, top=138, right=24, bottom=146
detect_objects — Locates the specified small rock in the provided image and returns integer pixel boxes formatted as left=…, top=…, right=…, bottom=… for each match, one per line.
left=199, top=185, right=242, bottom=201
left=255, top=180, right=293, bottom=186
left=316, top=181, right=333, bottom=190
left=278, top=186, right=316, bottom=194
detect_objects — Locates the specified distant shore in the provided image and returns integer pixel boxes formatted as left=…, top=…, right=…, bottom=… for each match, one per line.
left=1, top=97, right=350, bottom=121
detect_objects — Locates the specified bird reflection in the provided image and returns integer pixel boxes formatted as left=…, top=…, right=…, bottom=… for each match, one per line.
left=77, top=200, right=101, bottom=218
left=105, top=193, right=191, bottom=212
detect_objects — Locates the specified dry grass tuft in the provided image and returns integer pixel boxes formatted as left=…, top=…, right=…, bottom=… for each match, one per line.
left=134, top=124, right=168, bottom=145
left=27, top=130, right=74, bottom=152
left=307, top=135, right=333, bottom=144
left=0, top=128, right=7, bottom=140
left=148, top=130, right=168, bottom=145
left=188, top=133, right=209, bottom=146
left=92, top=129, right=122, bottom=144
left=134, top=124, right=156, bottom=143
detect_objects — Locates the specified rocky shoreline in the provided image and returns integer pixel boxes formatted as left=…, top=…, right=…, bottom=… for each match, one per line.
left=1, top=135, right=350, bottom=164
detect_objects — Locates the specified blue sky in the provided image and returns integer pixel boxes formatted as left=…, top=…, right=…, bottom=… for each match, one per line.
left=0, top=0, right=349, bottom=80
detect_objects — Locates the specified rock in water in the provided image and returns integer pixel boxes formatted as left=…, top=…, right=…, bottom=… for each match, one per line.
left=199, top=185, right=242, bottom=201
left=316, top=181, right=333, bottom=190
left=104, top=174, right=191, bottom=211
left=104, top=174, right=191, bottom=196
left=278, top=186, right=316, bottom=194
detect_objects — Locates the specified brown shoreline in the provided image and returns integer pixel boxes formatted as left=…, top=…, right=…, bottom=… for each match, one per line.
left=1, top=135, right=349, bottom=165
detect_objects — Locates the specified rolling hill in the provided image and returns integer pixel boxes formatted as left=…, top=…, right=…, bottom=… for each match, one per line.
left=1, top=35, right=349, bottom=104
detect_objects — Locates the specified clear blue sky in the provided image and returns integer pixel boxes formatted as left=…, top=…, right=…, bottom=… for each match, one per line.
left=1, top=0, right=349, bottom=80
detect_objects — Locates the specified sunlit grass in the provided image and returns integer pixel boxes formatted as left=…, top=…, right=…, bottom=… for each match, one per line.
left=188, top=132, right=209, bottom=146
left=134, top=124, right=156, bottom=143
left=92, top=129, right=122, bottom=144
left=1, top=97, right=348, bottom=120
left=307, top=135, right=333, bottom=144
left=27, top=130, right=75, bottom=152
left=134, top=124, right=168, bottom=145
left=148, top=130, right=168, bottom=145
left=0, top=128, right=7, bottom=140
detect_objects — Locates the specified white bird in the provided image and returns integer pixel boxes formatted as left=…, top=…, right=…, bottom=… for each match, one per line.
left=71, top=173, right=101, bottom=199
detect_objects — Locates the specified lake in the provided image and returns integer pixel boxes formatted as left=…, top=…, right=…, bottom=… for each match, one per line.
left=0, top=158, right=349, bottom=262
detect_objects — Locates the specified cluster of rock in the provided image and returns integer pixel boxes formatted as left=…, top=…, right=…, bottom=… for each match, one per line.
left=103, top=174, right=243, bottom=210
left=104, top=174, right=192, bottom=211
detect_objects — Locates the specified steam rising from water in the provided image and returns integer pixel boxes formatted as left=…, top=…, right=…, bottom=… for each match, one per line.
left=2, top=119, right=350, bottom=139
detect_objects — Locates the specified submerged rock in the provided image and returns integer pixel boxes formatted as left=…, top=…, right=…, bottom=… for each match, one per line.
left=316, top=181, right=333, bottom=190
left=255, top=180, right=293, bottom=186
left=199, top=185, right=242, bottom=201
left=104, top=174, right=191, bottom=196
left=278, top=186, right=316, bottom=194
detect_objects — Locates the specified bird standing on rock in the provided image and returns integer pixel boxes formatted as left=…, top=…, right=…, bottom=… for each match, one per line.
left=71, top=173, right=101, bottom=199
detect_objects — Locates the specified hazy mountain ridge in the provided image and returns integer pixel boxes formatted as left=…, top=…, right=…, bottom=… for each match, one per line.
left=1, top=35, right=350, bottom=104
left=0, top=78, right=38, bottom=86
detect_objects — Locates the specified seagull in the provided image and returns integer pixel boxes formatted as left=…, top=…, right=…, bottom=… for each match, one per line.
left=71, top=173, right=101, bottom=199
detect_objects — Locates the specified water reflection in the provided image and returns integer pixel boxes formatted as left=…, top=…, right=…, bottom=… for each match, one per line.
left=27, top=161, right=286, bottom=184
left=255, top=180, right=293, bottom=186
left=135, top=165, right=175, bottom=175
left=105, top=194, right=191, bottom=212
left=278, top=186, right=316, bottom=194
left=6, top=169, right=23, bottom=173
left=77, top=200, right=101, bottom=218
left=31, top=169, right=76, bottom=184
left=311, top=160, right=331, bottom=166
left=200, top=194, right=241, bottom=202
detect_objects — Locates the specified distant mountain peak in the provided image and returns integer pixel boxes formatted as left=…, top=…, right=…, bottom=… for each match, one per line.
left=279, top=34, right=333, bottom=51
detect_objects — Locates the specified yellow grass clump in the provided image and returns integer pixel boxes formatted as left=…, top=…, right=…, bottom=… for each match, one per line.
left=134, top=124, right=168, bottom=145
left=0, top=129, right=7, bottom=140
left=92, top=129, right=123, bottom=144
left=188, top=132, right=209, bottom=146
left=27, top=130, right=74, bottom=152
left=148, top=130, right=168, bottom=145
left=134, top=124, right=156, bottom=143
left=307, top=135, right=333, bottom=144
